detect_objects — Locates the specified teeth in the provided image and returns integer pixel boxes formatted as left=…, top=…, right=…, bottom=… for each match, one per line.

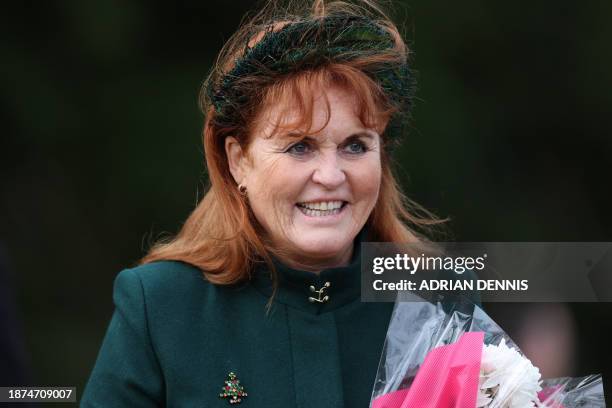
left=298, top=201, right=343, bottom=211
left=302, top=208, right=342, bottom=217
left=297, top=201, right=345, bottom=217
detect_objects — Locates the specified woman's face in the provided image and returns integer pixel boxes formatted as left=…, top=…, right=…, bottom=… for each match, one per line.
left=226, top=86, right=382, bottom=269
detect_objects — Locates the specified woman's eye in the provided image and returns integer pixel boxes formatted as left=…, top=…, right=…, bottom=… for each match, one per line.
left=286, top=141, right=312, bottom=156
left=343, top=141, right=367, bottom=154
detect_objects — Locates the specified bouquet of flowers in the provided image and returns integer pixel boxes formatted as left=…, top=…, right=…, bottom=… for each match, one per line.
left=370, top=294, right=605, bottom=408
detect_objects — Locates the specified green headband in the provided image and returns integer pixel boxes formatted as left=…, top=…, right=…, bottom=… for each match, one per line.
left=207, top=13, right=415, bottom=139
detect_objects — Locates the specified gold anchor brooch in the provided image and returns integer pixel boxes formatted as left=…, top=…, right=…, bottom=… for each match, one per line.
left=308, top=281, right=331, bottom=303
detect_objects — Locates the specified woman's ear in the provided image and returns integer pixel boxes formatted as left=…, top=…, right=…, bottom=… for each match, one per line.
left=225, top=136, right=247, bottom=185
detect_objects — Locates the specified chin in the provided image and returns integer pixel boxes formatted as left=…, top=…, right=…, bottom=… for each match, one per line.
left=291, top=232, right=354, bottom=261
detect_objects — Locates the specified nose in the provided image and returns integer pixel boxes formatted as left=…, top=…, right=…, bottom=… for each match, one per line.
left=311, top=152, right=346, bottom=188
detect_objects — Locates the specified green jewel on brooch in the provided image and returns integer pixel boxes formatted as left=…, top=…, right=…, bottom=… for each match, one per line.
left=219, top=372, right=248, bottom=404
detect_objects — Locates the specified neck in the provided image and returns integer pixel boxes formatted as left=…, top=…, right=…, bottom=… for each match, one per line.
left=275, top=245, right=354, bottom=273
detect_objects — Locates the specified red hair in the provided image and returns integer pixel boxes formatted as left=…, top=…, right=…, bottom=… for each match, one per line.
left=140, top=1, right=445, bottom=284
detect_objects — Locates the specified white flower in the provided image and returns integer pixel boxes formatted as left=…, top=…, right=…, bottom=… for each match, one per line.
left=477, top=338, right=542, bottom=408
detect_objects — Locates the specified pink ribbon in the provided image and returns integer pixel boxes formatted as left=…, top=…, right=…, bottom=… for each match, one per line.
left=538, top=386, right=565, bottom=408
left=372, top=332, right=484, bottom=408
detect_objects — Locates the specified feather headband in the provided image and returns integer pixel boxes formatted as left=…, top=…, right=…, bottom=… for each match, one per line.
left=206, top=13, right=415, bottom=139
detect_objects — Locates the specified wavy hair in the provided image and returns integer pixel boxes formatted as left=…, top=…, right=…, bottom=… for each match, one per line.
left=140, top=0, right=445, bottom=285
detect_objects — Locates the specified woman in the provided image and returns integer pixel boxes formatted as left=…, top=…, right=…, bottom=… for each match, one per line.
left=82, top=0, right=441, bottom=406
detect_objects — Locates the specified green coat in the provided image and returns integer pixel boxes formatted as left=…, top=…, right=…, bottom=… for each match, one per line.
left=81, top=244, right=394, bottom=407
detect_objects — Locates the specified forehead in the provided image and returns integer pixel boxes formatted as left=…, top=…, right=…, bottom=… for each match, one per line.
left=253, top=86, right=368, bottom=140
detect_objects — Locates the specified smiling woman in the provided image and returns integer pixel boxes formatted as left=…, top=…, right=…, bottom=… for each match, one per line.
left=81, top=0, right=443, bottom=406
left=226, top=84, right=383, bottom=271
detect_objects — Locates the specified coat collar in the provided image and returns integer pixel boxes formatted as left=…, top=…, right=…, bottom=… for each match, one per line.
left=251, top=229, right=367, bottom=314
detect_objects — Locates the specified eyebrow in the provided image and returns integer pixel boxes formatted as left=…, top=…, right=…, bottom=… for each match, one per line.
left=348, top=131, right=376, bottom=140
left=283, top=130, right=377, bottom=140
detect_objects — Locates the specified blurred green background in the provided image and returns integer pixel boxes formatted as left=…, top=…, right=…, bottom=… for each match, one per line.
left=1, top=0, right=611, bottom=404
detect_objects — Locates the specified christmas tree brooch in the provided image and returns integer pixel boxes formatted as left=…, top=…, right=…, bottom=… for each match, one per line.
left=219, top=372, right=248, bottom=404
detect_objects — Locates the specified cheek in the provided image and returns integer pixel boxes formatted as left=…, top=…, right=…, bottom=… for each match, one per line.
left=247, top=158, right=307, bottom=228
left=251, top=158, right=305, bottom=199
left=351, top=157, right=382, bottom=206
